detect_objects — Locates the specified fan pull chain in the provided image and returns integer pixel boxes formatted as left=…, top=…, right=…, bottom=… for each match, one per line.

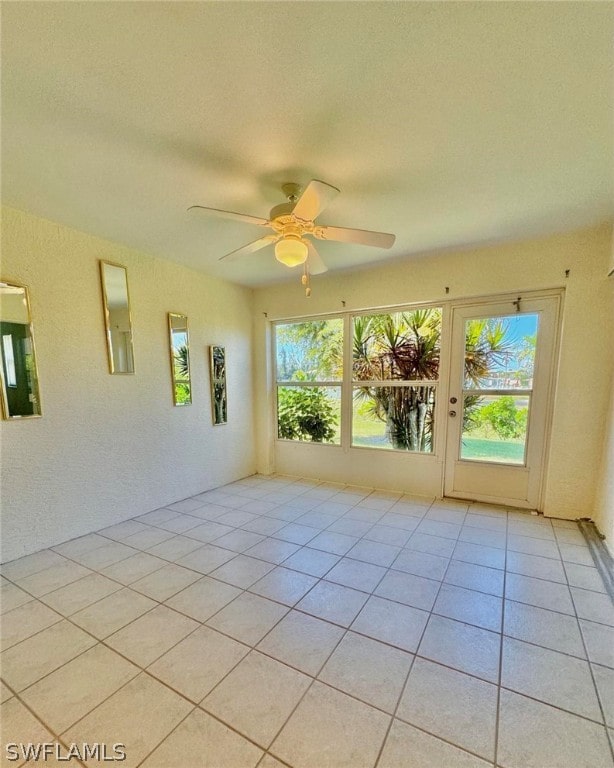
left=301, top=264, right=311, bottom=297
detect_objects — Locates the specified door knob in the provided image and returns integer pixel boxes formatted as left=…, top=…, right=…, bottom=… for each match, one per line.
left=450, top=397, right=457, bottom=404
left=449, top=410, right=457, bottom=417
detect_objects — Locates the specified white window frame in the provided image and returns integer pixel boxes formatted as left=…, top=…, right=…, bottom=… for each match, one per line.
left=273, top=315, right=344, bottom=446
left=272, top=303, right=444, bottom=455
left=349, top=306, right=443, bottom=455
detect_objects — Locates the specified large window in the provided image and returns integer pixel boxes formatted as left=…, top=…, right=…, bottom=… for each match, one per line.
left=275, top=318, right=343, bottom=444
left=274, top=307, right=442, bottom=453
left=352, top=308, right=441, bottom=452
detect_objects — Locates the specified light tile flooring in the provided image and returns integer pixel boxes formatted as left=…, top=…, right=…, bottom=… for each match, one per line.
left=1, top=474, right=613, bottom=768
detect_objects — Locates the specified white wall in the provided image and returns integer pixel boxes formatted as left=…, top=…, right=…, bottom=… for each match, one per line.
left=0, top=207, right=256, bottom=561
left=254, top=224, right=613, bottom=521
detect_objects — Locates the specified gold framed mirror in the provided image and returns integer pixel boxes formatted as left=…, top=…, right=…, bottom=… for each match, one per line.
left=0, top=281, right=42, bottom=419
left=168, top=313, right=192, bottom=406
left=99, top=260, right=135, bottom=374
left=209, top=345, right=227, bottom=424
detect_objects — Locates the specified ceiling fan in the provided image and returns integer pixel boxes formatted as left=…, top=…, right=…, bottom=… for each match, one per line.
left=188, top=179, right=395, bottom=296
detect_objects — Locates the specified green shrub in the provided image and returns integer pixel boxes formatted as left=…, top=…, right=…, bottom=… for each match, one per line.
left=475, top=396, right=527, bottom=439
left=278, top=387, right=337, bottom=442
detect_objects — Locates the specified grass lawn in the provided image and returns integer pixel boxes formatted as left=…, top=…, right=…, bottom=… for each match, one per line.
left=352, top=411, right=524, bottom=463
left=461, top=436, right=525, bottom=463
left=352, top=410, right=391, bottom=448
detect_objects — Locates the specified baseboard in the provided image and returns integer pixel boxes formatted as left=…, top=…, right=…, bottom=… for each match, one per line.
left=577, top=519, right=614, bottom=599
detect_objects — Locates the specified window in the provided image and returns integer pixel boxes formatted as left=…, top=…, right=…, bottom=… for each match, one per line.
left=274, top=307, right=443, bottom=453
left=460, top=313, right=538, bottom=464
left=275, top=318, right=343, bottom=444
left=352, top=308, right=442, bottom=452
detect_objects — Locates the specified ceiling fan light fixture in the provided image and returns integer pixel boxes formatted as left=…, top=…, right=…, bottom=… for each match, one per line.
left=275, top=235, right=308, bottom=267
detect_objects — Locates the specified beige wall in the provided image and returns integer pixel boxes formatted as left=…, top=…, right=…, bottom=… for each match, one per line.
left=0, top=207, right=256, bottom=561
left=254, top=223, right=614, bottom=523
left=2, top=208, right=611, bottom=560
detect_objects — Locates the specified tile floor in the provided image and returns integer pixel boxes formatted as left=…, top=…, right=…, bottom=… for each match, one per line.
left=1, top=474, right=614, bottom=767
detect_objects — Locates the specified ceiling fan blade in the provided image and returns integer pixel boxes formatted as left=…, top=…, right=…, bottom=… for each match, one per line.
left=306, top=241, right=328, bottom=275
left=292, top=179, right=340, bottom=221
left=314, top=225, right=395, bottom=249
left=188, top=205, right=269, bottom=227
left=218, top=234, right=279, bottom=262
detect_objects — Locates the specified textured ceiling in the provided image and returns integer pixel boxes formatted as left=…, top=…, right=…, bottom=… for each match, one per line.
left=2, top=2, right=612, bottom=286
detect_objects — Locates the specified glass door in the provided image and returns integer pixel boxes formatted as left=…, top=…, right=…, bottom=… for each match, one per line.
left=444, top=295, right=560, bottom=508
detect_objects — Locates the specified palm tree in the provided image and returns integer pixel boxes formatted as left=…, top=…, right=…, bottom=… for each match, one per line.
left=276, top=311, right=513, bottom=451
left=353, top=309, right=441, bottom=451
left=353, top=310, right=513, bottom=451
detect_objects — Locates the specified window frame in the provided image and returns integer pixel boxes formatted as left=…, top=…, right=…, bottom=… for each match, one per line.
left=457, top=311, right=539, bottom=467
left=273, top=315, right=344, bottom=446
left=272, top=303, right=445, bottom=455
left=349, top=306, right=443, bottom=454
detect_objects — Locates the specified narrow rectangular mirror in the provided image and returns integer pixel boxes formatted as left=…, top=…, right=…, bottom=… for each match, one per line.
left=99, top=261, right=135, bottom=374
left=210, top=345, right=228, bottom=424
left=169, top=313, right=192, bottom=406
left=0, top=281, right=42, bottom=419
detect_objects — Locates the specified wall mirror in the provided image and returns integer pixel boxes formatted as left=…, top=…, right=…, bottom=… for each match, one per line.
left=99, top=261, right=135, bottom=374
left=209, top=345, right=227, bottom=424
left=168, top=313, right=192, bottom=406
left=0, top=281, right=42, bottom=419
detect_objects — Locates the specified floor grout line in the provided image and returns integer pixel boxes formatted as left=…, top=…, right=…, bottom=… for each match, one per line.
left=2, top=476, right=613, bottom=768
left=374, top=503, right=473, bottom=768
left=558, top=532, right=614, bottom=765
left=493, top=496, right=510, bottom=766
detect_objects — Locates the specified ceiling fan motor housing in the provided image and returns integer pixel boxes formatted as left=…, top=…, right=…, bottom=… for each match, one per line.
left=269, top=201, right=296, bottom=221
left=269, top=182, right=304, bottom=224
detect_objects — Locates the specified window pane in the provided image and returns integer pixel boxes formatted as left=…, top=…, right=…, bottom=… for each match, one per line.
left=276, top=319, right=343, bottom=382
left=352, top=385, right=436, bottom=452
left=353, top=308, right=442, bottom=381
left=461, top=394, right=529, bottom=464
left=464, top=314, right=538, bottom=390
left=277, top=386, right=341, bottom=444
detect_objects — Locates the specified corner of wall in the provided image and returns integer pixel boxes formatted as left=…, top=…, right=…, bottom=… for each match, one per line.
left=593, top=278, right=614, bottom=547
left=252, top=310, right=274, bottom=476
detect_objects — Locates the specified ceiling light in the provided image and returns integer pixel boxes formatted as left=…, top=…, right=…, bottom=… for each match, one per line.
left=275, top=235, right=308, bottom=267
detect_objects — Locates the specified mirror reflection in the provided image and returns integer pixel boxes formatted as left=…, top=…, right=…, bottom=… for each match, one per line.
left=99, top=261, right=135, bottom=374
left=210, top=345, right=227, bottom=424
left=0, top=281, right=42, bottom=419
left=168, top=313, right=192, bottom=406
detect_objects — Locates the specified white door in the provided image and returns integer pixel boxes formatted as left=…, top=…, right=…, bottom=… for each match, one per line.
left=444, top=294, right=561, bottom=509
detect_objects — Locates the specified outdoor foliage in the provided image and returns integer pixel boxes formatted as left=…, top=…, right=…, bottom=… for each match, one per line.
left=353, top=309, right=442, bottom=451
left=277, top=385, right=338, bottom=442
left=276, top=320, right=342, bottom=381
left=461, top=318, right=516, bottom=434
left=276, top=320, right=341, bottom=443
left=472, top=396, right=528, bottom=439
left=275, top=311, right=525, bottom=451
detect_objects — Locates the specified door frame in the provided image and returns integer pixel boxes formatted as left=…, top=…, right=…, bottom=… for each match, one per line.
left=441, top=289, right=564, bottom=510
